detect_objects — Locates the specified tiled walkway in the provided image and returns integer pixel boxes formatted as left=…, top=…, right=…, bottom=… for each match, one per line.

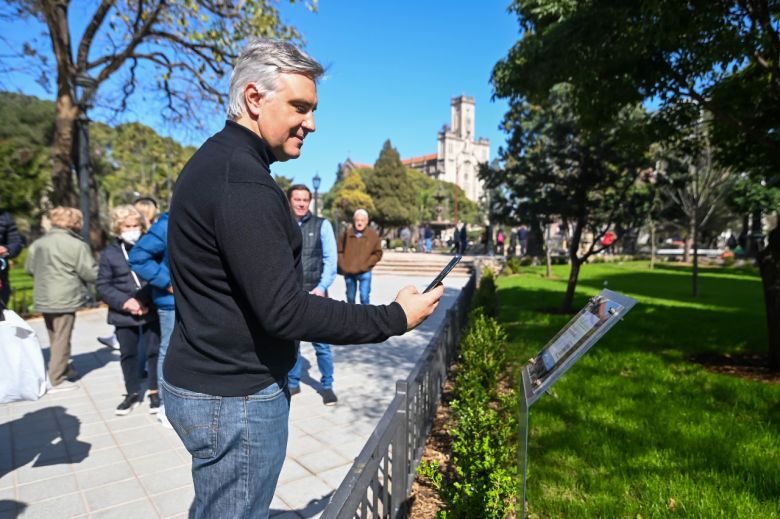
left=0, top=273, right=466, bottom=518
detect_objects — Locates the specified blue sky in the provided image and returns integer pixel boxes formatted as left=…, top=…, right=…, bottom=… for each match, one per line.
left=1, top=2, right=520, bottom=192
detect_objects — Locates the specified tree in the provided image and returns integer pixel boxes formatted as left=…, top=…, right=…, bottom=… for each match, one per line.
left=481, top=84, right=653, bottom=312
left=494, top=0, right=780, bottom=368
left=364, top=140, right=416, bottom=231
left=0, top=0, right=311, bottom=245
left=330, top=172, right=375, bottom=223
left=273, top=175, right=294, bottom=194
left=659, top=127, right=732, bottom=297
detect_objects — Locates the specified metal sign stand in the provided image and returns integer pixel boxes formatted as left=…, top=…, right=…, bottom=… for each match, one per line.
left=517, top=289, right=637, bottom=517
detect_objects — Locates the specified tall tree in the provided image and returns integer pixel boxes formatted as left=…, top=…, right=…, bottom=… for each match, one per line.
left=364, top=140, right=416, bottom=231
left=659, top=128, right=732, bottom=297
left=494, top=0, right=780, bottom=368
left=329, top=171, right=375, bottom=223
left=481, top=84, right=653, bottom=312
left=0, top=0, right=312, bottom=245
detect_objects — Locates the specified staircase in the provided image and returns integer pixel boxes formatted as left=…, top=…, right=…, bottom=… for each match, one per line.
left=372, top=251, right=474, bottom=277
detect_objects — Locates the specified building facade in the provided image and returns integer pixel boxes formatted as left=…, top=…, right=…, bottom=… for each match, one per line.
left=342, top=95, right=490, bottom=203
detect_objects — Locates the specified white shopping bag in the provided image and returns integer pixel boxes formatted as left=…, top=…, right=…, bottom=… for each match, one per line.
left=0, top=308, right=48, bottom=403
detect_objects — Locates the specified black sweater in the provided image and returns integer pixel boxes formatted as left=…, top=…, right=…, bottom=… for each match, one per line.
left=166, top=121, right=407, bottom=396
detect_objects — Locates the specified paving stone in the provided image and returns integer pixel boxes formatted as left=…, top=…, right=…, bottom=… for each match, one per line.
left=285, top=433, right=327, bottom=458
left=275, top=474, right=333, bottom=511
left=75, top=461, right=135, bottom=489
left=14, top=459, right=73, bottom=485
left=317, top=463, right=353, bottom=489
left=68, top=447, right=125, bottom=473
left=295, top=448, right=351, bottom=476
left=83, top=478, right=146, bottom=512
left=278, top=458, right=312, bottom=484
left=13, top=492, right=86, bottom=518
left=128, top=450, right=185, bottom=476
left=138, top=466, right=192, bottom=495
left=150, top=485, right=195, bottom=517
left=112, top=425, right=163, bottom=446
left=17, top=473, right=79, bottom=503
left=89, top=498, right=158, bottom=519
left=120, top=437, right=173, bottom=460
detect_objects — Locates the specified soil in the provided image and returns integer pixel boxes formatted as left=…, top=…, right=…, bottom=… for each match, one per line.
left=407, top=370, right=457, bottom=519
left=690, top=352, right=780, bottom=384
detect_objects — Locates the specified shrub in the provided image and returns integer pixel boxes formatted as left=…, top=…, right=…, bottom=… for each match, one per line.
left=474, top=268, right=498, bottom=318
left=505, top=256, right=522, bottom=274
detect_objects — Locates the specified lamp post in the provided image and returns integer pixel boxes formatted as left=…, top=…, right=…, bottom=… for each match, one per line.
left=312, top=172, right=321, bottom=217
left=72, top=73, right=98, bottom=244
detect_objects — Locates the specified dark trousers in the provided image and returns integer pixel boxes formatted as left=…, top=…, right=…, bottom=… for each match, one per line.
left=116, top=321, right=161, bottom=395
left=0, top=272, right=9, bottom=306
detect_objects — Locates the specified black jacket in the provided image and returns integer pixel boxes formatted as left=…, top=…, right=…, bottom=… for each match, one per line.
left=0, top=210, right=23, bottom=271
left=167, top=121, right=407, bottom=397
left=96, top=238, right=156, bottom=327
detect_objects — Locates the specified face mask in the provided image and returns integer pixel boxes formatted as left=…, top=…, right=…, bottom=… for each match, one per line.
left=121, top=229, right=141, bottom=244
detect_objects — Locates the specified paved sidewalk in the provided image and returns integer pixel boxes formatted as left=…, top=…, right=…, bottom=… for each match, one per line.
left=0, top=273, right=467, bottom=518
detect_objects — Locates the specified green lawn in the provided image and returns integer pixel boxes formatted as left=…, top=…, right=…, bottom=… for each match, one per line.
left=7, top=265, right=34, bottom=314
left=498, top=261, right=779, bottom=517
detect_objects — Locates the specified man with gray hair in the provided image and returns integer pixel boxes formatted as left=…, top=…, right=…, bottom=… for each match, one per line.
left=337, top=208, right=383, bottom=304
left=164, top=39, right=444, bottom=518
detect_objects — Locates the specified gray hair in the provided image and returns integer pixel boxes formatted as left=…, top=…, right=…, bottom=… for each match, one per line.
left=227, top=39, right=325, bottom=120
left=353, top=209, right=369, bottom=219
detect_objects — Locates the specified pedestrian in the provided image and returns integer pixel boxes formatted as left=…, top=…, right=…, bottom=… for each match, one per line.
left=133, top=196, right=159, bottom=227
left=25, top=207, right=98, bottom=393
left=518, top=224, right=529, bottom=256
left=496, top=228, right=505, bottom=255
left=423, top=223, right=433, bottom=253
left=459, top=222, right=468, bottom=254
left=400, top=225, right=412, bottom=253
left=96, top=205, right=161, bottom=415
left=0, top=198, right=24, bottom=306
left=286, top=184, right=338, bottom=405
left=128, top=211, right=175, bottom=428
left=508, top=228, right=517, bottom=257
left=162, top=38, right=443, bottom=519
left=338, top=208, right=383, bottom=304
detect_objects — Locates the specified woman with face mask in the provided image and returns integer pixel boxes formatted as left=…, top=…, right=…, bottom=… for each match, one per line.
left=96, top=205, right=161, bottom=415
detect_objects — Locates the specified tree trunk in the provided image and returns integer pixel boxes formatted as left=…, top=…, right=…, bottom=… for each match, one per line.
left=649, top=221, right=656, bottom=269
left=683, top=218, right=694, bottom=263
left=561, top=217, right=585, bottom=312
left=545, top=225, right=552, bottom=278
left=692, top=216, right=699, bottom=297
left=52, top=93, right=79, bottom=207
left=758, top=219, right=780, bottom=371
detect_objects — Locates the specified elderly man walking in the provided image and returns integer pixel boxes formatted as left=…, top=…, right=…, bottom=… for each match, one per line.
left=163, top=39, right=443, bottom=519
left=337, top=208, right=383, bottom=305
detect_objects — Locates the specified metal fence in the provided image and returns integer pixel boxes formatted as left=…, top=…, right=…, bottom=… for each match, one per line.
left=322, top=273, right=476, bottom=519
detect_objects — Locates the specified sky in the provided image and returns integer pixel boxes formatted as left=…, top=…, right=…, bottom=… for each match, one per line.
left=0, top=2, right=521, bottom=192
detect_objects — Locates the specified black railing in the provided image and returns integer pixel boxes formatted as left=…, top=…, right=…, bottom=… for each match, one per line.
left=322, top=273, right=476, bottom=519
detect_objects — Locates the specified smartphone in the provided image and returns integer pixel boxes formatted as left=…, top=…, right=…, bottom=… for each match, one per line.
left=423, top=255, right=462, bottom=293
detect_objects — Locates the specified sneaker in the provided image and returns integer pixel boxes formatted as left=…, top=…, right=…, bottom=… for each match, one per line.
left=289, top=386, right=301, bottom=396
left=98, top=334, right=120, bottom=350
left=65, top=365, right=81, bottom=382
left=321, top=388, right=338, bottom=406
left=48, top=381, right=80, bottom=394
left=115, top=393, right=140, bottom=416
left=148, top=393, right=161, bottom=414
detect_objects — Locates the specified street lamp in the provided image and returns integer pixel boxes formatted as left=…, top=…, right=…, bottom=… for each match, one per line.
left=312, top=172, right=321, bottom=217
left=72, top=72, right=98, bottom=244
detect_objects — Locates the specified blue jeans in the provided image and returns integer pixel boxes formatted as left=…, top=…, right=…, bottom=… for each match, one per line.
left=288, top=342, right=334, bottom=390
left=157, top=309, right=175, bottom=411
left=162, top=379, right=290, bottom=519
left=425, top=238, right=432, bottom=253
left=344, top=271, right=372, bottom=304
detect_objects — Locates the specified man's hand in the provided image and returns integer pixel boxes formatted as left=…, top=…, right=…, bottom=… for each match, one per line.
left=394, top=284, right=444, bottom=331
left=167, top=285, right=174, bottom=294
left=0, top=246, right=7, bottom=257
left=310, top=287, right=326, bottom=297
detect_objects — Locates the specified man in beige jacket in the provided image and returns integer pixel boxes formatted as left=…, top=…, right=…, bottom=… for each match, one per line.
left=337, top=209, right=383, bottom=304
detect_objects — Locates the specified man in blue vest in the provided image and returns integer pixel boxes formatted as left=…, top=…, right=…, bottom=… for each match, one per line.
left=287, top=184, right=338, bottom=405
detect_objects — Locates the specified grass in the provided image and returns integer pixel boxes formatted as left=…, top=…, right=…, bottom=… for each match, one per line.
left=498, top=261, right=779, bottom=517
left=6, top=261, right=34, bottom=314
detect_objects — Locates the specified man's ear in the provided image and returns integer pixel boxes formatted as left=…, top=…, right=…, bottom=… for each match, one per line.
left=244, top=84, right=264, bottom=118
